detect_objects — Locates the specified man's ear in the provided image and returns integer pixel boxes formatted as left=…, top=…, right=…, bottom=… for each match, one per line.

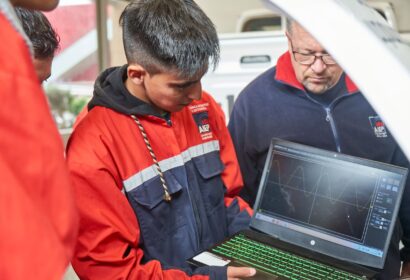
left=127, top=64, right=147, bottom=85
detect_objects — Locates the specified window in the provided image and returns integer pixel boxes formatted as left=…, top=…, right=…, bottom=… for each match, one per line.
left=241, top=15, right=283, bottom=32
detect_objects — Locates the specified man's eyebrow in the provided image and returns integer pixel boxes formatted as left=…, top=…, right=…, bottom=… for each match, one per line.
left=295, top=47, right=329, bottom=55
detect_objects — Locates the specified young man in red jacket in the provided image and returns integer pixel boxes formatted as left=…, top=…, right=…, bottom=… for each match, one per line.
left=0, top=0, right=78, bottom=280
left=66, top=1, right=255, bottom=280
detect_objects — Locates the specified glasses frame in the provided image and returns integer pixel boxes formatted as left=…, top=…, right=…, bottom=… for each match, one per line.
left=288, top=38, right=337, bottom=66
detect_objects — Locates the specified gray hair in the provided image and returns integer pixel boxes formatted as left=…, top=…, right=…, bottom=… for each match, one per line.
left=285, top=17, right=294, bottom=35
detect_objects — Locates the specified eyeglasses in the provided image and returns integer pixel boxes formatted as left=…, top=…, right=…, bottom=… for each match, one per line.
left=289, top=39, right=337, bottom=65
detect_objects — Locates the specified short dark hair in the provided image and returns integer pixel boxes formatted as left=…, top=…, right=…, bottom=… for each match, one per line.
left=14, top=7, right=59, bottom=59
left=119, top=0, right=219, bottom=79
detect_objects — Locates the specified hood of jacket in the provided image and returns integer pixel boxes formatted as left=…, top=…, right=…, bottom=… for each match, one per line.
left=88, top=65, right=162, bottom=117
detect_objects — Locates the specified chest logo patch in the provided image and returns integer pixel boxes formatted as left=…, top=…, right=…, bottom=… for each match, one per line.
left=369, top=116, right=388, bottom=138
left=193, top=111, right=213, bottom=140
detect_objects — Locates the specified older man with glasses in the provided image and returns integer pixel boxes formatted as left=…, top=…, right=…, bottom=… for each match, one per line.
left=228, top=19, right=410, bottom=279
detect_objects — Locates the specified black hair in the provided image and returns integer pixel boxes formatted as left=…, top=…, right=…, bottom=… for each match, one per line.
left=14, top=7, right=59, bottom=59
left=119, top=0, right=219, bottom=79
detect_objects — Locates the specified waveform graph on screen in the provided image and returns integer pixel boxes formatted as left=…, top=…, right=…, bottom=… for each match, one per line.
left=260, top=152, right=377, bottom=241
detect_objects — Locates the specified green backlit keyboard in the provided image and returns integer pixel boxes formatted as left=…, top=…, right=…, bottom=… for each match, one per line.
left=212, top=234, right=365, bottom=280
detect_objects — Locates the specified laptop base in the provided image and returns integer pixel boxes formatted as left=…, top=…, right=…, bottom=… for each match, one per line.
left=189, top=229, right=377, bottom=279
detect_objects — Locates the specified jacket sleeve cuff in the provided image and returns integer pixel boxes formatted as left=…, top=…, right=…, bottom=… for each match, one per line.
left=226, top=198, right=251, bottom=236
left=208, top=266, right=228, bottom=280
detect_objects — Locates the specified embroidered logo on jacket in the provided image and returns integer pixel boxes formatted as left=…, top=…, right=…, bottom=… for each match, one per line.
left=189, top=103, right=214, bottom=141
left=192, top=111, right=213, bottom=140
left=369, top=116, right=388, bottom=138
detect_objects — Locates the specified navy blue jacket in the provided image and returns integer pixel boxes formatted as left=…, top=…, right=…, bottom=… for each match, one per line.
left=228, top=52, right=410, bottom=279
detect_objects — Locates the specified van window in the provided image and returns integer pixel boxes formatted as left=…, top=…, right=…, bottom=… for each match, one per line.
left=241, top=16, right=282, bottom=32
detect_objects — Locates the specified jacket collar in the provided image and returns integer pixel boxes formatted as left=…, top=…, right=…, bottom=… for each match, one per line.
left=275, top=52, right=359, bottom=94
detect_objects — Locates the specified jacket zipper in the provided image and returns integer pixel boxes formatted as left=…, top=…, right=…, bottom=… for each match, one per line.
left=325, top=107, right=341, bottom=152
left=303, top=93, right=347, bottom=152
left=187, top=186, right=202, bottom=248
left=138, top=115, right=202, bottom=248
left=168, top=114, right=201, bottom=248
left=326, top=94, right=353, bottom=152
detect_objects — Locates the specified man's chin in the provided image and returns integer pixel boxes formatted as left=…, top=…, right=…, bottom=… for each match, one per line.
left=168, top=105, right=187, bottom=113
left=304, top=83, right=328, bottom=95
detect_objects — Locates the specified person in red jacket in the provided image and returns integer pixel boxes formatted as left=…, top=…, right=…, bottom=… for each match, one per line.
left=66, top=1, right=255, bottom=279
left=0, top=1, right=78, bottom=280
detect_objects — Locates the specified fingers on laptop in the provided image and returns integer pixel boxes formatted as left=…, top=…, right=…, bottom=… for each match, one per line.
left=227, top=266, right=257, bottom=279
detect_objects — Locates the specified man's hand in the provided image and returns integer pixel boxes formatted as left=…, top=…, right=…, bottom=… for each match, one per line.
left=227, top=266, right=256, bottom=280
left=401, top=261, right=410, bottom=277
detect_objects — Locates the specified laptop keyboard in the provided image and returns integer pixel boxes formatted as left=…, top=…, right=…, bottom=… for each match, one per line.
left=212, top=234, right=364, bottom=280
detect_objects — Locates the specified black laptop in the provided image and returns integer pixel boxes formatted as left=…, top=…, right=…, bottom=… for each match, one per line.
left=189, top=138, right=408, bottom=279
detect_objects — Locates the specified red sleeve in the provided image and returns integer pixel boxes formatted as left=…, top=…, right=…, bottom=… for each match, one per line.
left=66, top=123, right=209, bottom=280
left=204, top=92, right=253, bottom=216
left=0, top=13, right=78, bottom=280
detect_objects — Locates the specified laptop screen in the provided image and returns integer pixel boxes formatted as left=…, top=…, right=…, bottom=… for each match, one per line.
left=251, top=139, right=408, bottom=269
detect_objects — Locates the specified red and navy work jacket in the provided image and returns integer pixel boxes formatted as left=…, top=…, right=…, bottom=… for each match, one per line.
left=67, top=86, right=251, bottom=280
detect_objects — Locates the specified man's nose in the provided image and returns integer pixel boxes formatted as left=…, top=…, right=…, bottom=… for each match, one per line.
left=310, top=56, right=327, bottom=73
left=189, top=82, right=202, bottom=101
